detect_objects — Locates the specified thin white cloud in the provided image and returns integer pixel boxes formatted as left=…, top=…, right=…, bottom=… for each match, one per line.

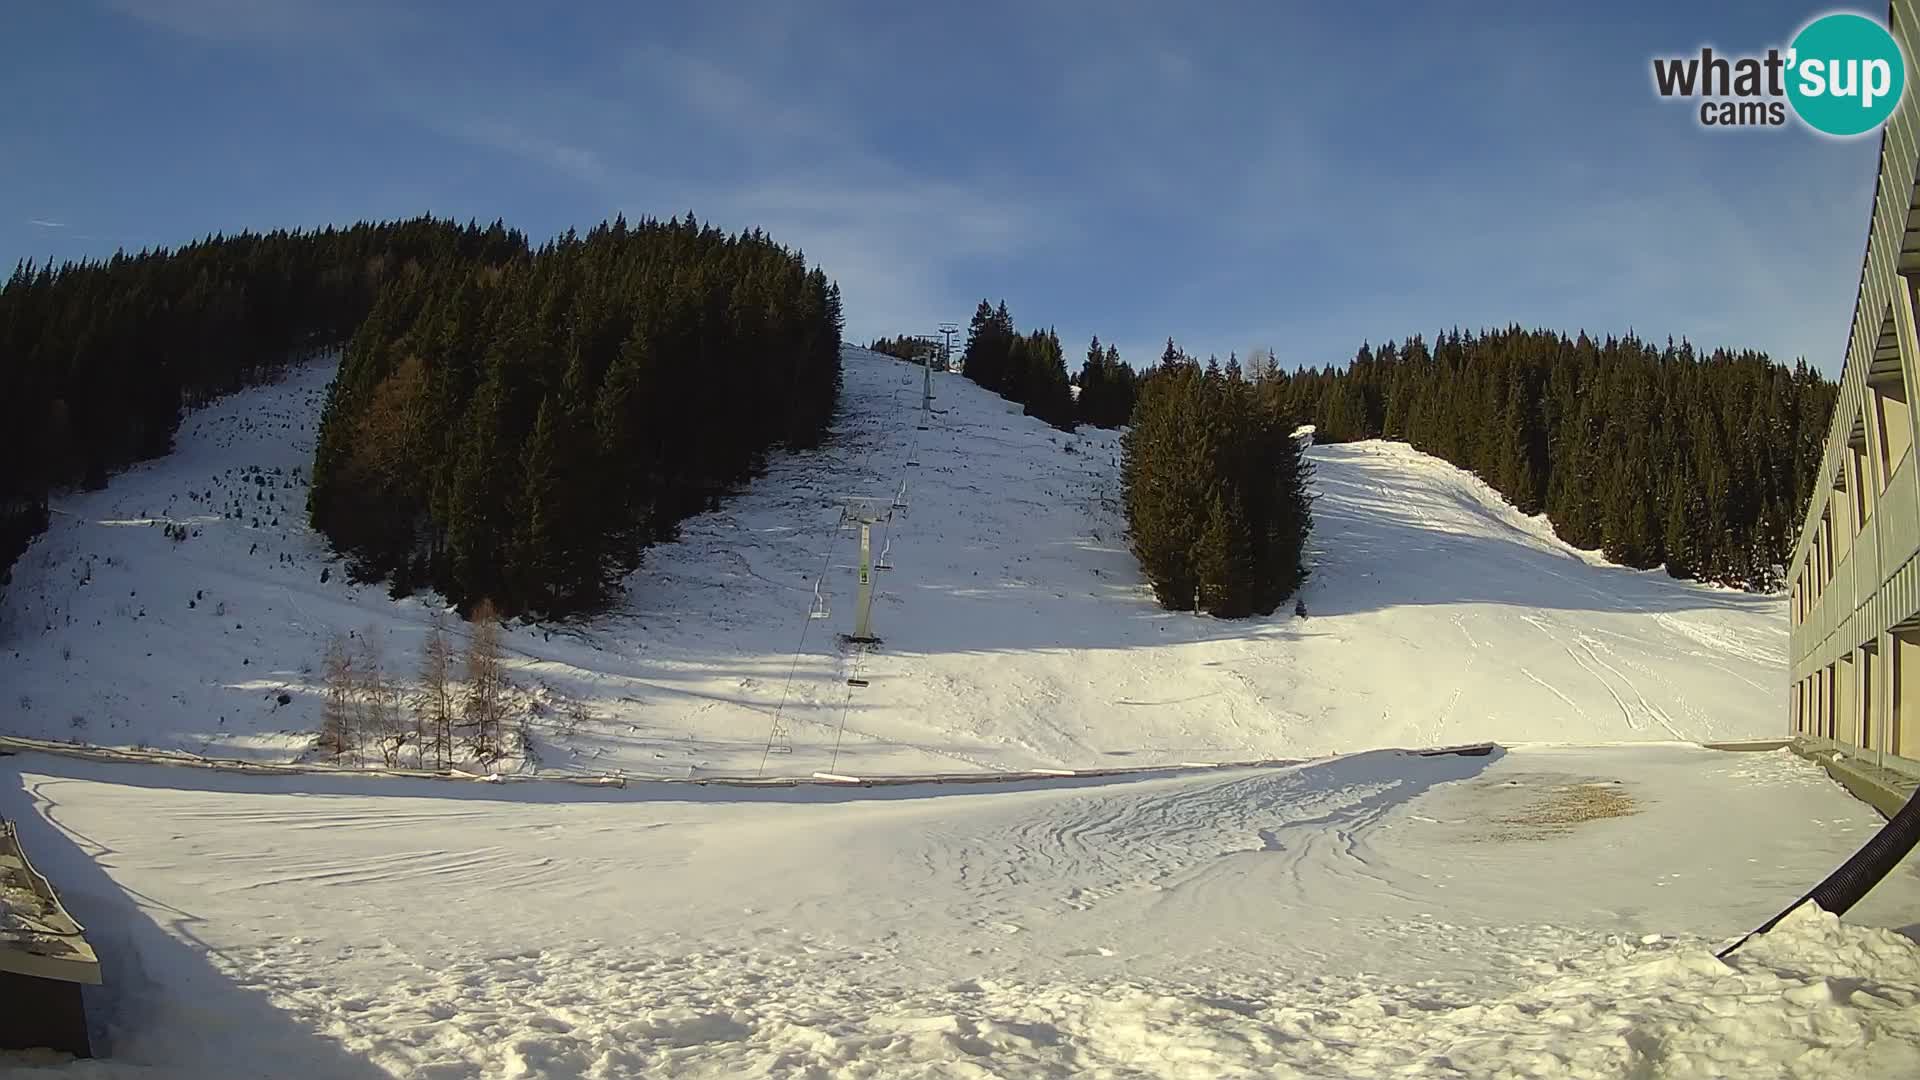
left=27, top=219, right=67, bottom=229
left=102, top=0, right=388, bottom=45
left=448, top=118, right=617, bottom=192
left=397, top=39, right=1055, bottom=343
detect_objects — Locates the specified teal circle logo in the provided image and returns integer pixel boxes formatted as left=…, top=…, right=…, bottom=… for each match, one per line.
left=1787, top=13, right=1906, bottom=136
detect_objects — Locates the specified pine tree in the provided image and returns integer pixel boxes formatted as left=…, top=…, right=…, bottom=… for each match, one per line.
left=1124, top=356, right=1308, bottom=616
left=1663, top=476, right=1695, bottom=579
left=1105, top=344, right=1136, bottom=426
left=1078, top=335, right=1108, bottom=427
left=515, top=393, right=597, bottom=614
left=1195, top=490, right=1256, bottom=618
left=1020, top=328, right=1075, bottom=430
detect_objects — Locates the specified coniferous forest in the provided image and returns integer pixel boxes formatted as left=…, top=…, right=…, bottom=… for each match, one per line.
left=1261, top=328, right=1836, bottom=589
left=1124, top=345, right=1313, bottom=617
left=958, top=300, right=1077, bottom=430
left=0, top=217, right=527, bottom=589
left=1075, top=334, right=1139, bottom=429
left=0, top=215, right=844, bottom=617
left=866, top=335, right=941, bottom=365
left=309, top=216, right=843, bottom=617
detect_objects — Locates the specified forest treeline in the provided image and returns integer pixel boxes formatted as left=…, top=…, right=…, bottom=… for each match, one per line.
left=957, top=301, right=1141, bottom=430
left=1125, top=346, right=1313, bottom=616
left=0, top=217, right=527, bottom=587
left=309, top=215, right=843, bottom=617
left=957, top=300, right=1076, bottom=429
left=867, top=335, right=941, bottom=364
left=1, top=215, right=844, bottom=618
left=1260, top=327, right=1836, bottom=589
left=958, top=305, right=1300, bottom=616
left=1076, top=334, right=1140, bottom=429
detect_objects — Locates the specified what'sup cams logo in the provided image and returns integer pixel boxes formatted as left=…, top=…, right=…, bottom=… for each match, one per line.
left=1653, top=11, right=1907, bottom=136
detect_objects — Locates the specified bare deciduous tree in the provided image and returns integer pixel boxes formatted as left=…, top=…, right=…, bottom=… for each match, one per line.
left=320, top=632, right=355, bottom=758
left=1246, top=346, right=1277, bottom=383
left=557, top=695, right=591, bottom=740
left=417, top=610, right=455, bottom=770
left=462, top=599, right=507, bottom=767
left=357, top=627, right=408, bottom=768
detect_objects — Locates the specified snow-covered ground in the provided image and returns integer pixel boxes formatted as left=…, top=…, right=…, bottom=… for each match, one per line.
left=2, top=346, right=1915, bottom=1076
left=0, top=347, right=1786, bottom=778
left=3, top=742, right=1916, bottom=1077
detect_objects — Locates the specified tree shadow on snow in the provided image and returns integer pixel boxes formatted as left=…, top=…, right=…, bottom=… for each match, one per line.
left=0, top=764, right=388, bottom=1078
left=0, top=747, right=1391, bottom=812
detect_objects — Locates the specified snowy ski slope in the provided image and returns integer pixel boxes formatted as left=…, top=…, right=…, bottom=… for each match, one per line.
left=3, top=347, right=1916, bottom=1078
left=0, top=347, right=1787, bottom=777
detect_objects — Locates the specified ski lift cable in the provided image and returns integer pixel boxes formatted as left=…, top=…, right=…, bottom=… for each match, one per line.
left=828, top=649, right=864, bottom=774
left=758, top=355, right=911, bottom=774
left=757, top=504, right=847, bottom=777
left=759, top=345, right=941, bottom=775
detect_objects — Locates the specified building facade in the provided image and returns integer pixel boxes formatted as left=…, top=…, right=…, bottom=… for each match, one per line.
left=1788, top=0, right=1920, bottom=778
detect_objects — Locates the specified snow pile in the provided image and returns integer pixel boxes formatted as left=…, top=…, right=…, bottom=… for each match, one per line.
left=0, top=347, right=1788, bottom=777
left=15, top=916, right=1917, bottom=1079
left=659, top=911, right=1920, bottom=1079
left=1243, top=905, right=1920, bottom=1079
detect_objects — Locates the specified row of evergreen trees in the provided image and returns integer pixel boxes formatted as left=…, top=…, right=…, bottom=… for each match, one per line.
left=308, top=214, right=844, bottom=617
left=1260, top=327, right=1836, bottom=589
left=958, top=301, right=1076, bottom=429
left=1124, top=345, right=1313, bottom=617
left=866, top=335, right=940, bottom=365
left=1076, top=335, right=1139, bottom=429
left=0, top=217, right=527, bottom=588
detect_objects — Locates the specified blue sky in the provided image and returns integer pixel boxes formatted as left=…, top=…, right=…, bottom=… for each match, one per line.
left=0, top=1, right=1886, bottom=374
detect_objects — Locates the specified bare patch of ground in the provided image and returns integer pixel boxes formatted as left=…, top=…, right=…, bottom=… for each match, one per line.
left=1420, top=773, right=1641, bottom=842
left=1484, top=780, right=1637, bottom=840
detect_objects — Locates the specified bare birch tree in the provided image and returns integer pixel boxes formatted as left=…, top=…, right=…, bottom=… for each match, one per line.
left=462, top=599, right=507, bottom=766
left=320, top=631, right=355, bottom=758
left=357, top=628, right=408, bottom=767
left=1246, top=346, right=1276, bottom=383
left=416, top=610, right=455, bottom=770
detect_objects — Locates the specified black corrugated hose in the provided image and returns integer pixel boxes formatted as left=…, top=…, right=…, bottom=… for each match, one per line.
left=1719, top=783, right=1920, bottom=958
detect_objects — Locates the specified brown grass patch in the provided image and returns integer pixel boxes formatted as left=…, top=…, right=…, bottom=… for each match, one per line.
left=1479, top=781, right=1638, bottom=841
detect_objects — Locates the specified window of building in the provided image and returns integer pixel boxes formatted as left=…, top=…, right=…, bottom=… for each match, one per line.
left=1849, top=428, right=1874, bottom=531
left=1823, top=510, right=1835, bottom=585
left=1833, top=472, right=1856, bottom=558
left=1815, top=508, right=1832, bottom=592
left=1862, top=642, right=1880, bottom=751
left=1880, top=297, right=1916, bottom=490
left=1823, top=665, right=1835, bottom=738
left=1896, top=628, right=1918, bottom=758
left=1874, top=376, right=1912, bottom=488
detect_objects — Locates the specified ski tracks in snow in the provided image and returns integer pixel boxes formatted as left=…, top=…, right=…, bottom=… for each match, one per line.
left=1516, top=613, right=1684, bottom=739
left=914, top=754, right=1461, bottom=935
